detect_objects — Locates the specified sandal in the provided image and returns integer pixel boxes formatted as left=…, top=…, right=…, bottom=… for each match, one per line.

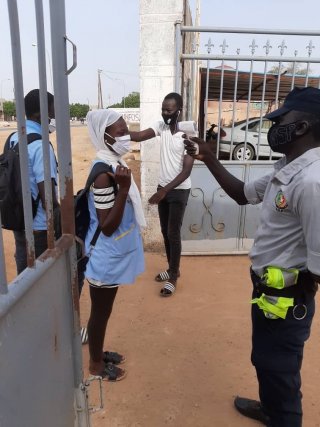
left=103, top=351, right=126, bottom=365
left=155, top=270, right=180, bottom=282
left=89, top=362, right=127, bottom=382
left=160, top=281, right=176, bottom=297
left=155, top=270, right=170, bottom=282
left=81, top=327, right=88, bottom=345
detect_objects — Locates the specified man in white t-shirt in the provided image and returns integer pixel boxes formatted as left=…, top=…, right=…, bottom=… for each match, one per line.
left=130, top=92, right=194, bottom=297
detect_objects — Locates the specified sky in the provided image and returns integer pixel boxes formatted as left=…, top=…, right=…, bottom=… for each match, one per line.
left=1, top=0, right=320, bottom=106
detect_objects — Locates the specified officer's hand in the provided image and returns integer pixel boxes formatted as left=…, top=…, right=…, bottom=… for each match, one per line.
left=114, top=165, right=131, bottom=191
left=183, top=136, right=216, bottom=162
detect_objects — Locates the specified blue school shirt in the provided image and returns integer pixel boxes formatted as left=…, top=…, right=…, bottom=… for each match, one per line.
left=84, top=161, right=145, bottom=285
left=10, top=120, right=58, bottom=230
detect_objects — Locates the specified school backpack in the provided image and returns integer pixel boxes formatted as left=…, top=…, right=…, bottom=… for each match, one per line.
left=0, top=132, right=42, bottom=231
left=75, top=161, right=116, bottom=271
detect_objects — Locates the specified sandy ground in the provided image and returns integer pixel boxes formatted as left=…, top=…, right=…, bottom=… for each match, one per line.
left=1, top=126, right=320, bottom=427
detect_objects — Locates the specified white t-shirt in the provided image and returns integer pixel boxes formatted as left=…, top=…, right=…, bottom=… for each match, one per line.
left=151, top=121, right=191, bottom=190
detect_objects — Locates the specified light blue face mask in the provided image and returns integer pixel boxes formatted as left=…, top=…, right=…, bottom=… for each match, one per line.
left=104, top=132, right=131, bottom=156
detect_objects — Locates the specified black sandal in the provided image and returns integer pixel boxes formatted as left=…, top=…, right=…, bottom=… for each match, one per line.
left=89, top=362, right=127, bottom=382
left=160, top=281, right=176, bottom=297
left=103, top=351, right=126, bottom=365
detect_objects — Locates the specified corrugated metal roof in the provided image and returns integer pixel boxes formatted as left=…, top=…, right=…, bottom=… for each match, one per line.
left=200, top=67, right=320, bottom=101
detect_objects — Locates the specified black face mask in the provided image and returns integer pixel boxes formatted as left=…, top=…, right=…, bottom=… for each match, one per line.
left=162, top=109, right=180, bottom=125
left=267, top=121, right=300, bottom=153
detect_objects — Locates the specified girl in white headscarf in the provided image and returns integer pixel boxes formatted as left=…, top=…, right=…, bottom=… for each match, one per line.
left=84, top=109, right=145, bottom=381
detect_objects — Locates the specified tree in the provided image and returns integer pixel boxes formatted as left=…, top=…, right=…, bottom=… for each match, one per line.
left=3, top=101, right=16, bottom=118
left=268, top=62, right=311, bottom=76
left=109, top=91, right=140, bottom=108
left=69, top=103, right=90, bottom=119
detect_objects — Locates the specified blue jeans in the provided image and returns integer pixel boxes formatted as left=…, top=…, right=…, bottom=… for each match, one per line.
left=157, top=187, right=190, bottom=281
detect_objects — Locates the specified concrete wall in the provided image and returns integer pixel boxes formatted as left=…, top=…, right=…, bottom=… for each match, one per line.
left=139, top=0, right=194, bottom=250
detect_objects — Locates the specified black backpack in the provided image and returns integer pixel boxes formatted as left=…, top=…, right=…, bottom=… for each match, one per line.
left=0, top=132, right=42, bottom=231
left=75, top=161, right=116, bottom=271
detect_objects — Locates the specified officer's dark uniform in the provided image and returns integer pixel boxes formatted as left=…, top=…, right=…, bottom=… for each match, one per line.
left=244, top=147, right=320, bottom=426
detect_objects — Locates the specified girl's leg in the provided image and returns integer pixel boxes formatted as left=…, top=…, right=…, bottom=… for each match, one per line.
left=87, top=285, right=118, bottom=374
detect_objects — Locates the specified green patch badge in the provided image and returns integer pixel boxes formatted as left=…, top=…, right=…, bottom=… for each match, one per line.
left=275, top=189, right=288, bottom=211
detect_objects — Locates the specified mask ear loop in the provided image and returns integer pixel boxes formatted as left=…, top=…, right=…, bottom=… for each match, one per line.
left=104, top=131, right=115, bottom=141
left=104, top=132, right=116, bottom=151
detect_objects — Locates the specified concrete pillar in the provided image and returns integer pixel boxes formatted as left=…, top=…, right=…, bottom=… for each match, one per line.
left=139, top=0, right=185, bottom=250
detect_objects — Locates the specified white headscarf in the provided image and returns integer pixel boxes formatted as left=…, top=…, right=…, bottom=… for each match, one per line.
left=86, top=109, right=146, bottom=229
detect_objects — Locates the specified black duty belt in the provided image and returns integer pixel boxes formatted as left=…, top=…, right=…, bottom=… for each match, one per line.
left=250, top=267, right=318, bottom=299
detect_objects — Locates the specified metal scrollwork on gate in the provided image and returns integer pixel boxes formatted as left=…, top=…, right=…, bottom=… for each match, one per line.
left=189, top=188, right=226, bottom=234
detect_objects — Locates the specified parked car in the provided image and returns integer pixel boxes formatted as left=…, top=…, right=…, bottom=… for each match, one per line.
left=218, top=117, right=282, bottom=160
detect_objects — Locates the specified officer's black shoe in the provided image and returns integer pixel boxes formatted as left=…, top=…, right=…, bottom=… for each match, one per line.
left=234, top=396, right=271, bottom=425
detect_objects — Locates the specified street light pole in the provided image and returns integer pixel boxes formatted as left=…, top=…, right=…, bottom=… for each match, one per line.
left=100, top=70, right=126, bottom=108
left=32, top=43, right=53, bottom=92
left=97, top=69, right=103, bottom=109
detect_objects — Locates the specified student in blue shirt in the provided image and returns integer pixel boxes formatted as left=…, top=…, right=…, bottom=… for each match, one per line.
left=85, top=109, right=145, bottom=381
left=11, top=89, right=58, bottom=274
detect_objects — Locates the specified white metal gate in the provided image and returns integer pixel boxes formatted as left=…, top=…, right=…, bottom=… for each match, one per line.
left=175, top=25, right=320, bottom=254
left=0, top=1, right=90, bottom=426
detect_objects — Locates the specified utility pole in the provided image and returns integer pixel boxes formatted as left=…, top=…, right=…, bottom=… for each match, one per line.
left=97, top=69, right=103, bottom=108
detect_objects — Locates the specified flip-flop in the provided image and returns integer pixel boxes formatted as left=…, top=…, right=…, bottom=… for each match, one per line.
left=89, top=362, right=127, bottom=382
left=81, top=327, right=88, bottom=345
left=155, top=271, right=180, bottom=282
left=155, top=270, right=170, bottom=282
left=160, top=281, right=176, bottom=297
left=103, top=351, right=126, bottom=365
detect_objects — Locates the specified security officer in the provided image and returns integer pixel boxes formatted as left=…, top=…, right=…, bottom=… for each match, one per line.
left=184, top=86, right=320, bottom=427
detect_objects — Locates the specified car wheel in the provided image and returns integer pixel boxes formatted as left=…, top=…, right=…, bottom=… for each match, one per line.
left=232, top=143, right=255, bottom=161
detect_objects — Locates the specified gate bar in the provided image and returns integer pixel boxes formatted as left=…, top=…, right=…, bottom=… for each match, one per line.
left=34, top=0, right=55, bottom=249
left=229, top=54, right=240, bottom=159
left=0, top=217, right=8, bottom=294
left=182, top=54, right=320, bottom=63
left=181, top=26, right=320, bottom=36
left=49, top=0, right=83, bottom=393
left=256, top=60, right=269, bottom=160
left=7, top=0, right=36, bottom=268
left=242, top=59, right=254, bottom=160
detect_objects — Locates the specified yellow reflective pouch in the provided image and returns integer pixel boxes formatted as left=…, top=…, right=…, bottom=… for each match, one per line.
left=251, top=294, right=294, bottom=320
left=263, top=267, right=299, bottom=289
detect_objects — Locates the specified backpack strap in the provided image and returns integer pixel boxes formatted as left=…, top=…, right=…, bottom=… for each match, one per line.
left=26, top=133, right=43, bottom=144
left=90, top=226, right=102, bottom=248
left=26, top=133, right=58, bottom=168
left=3, top=132, right=16, bottom=152
left=84, top=161, right=115, bottom=191
left=86, top=161, right=117, bottom=248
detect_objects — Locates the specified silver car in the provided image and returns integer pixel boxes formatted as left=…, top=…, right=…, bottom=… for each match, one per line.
left=219, top=117, right=282, bottom=160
